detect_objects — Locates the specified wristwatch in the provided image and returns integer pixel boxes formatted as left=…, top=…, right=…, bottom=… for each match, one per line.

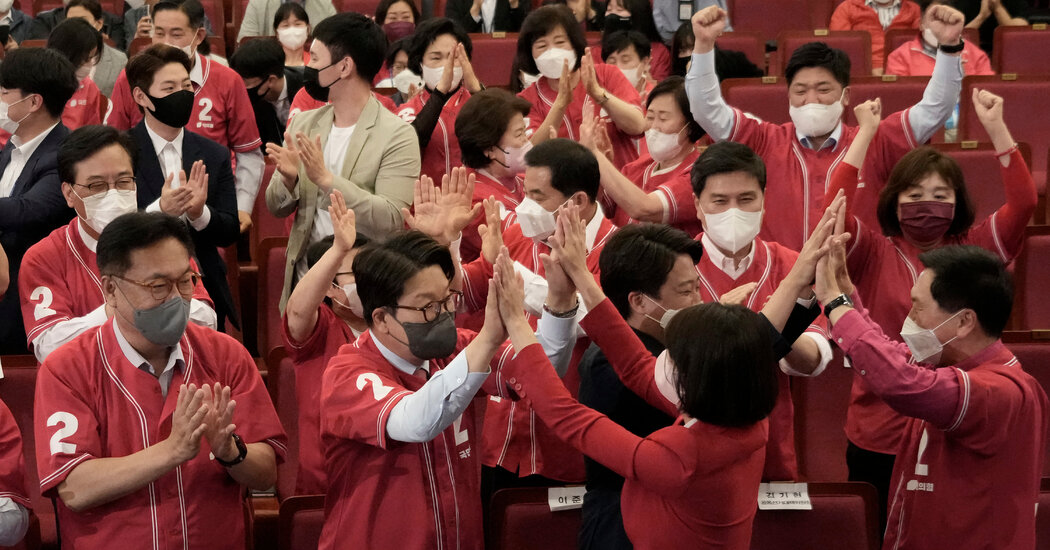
left=823, top=294, right=854, bottom=318
left=938, top=40, right=965, bottom=54
left=215, top=433, right=247, bottom=467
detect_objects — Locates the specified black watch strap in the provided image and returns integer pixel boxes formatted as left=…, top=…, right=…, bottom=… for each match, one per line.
left=215, top=433, right=247, bottom=467
left=823, top=294, right=854, bottom=318
left=939, top=40, right=965, bottom=54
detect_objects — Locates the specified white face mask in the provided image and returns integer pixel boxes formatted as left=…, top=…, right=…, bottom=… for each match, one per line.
left=277, top=26, right=309, bottom=50
left=534, top=48, right=577, bottom=80
left=421, top=64, right=463, bottom=91
left=643, top=295, right=680, bottom=330
left=499, top=140, right=532, bottom=173
left=654, top=350, right=681, bottom=407
left=521, top=71, right=541, bottom=88
left=922, top=27, right=938, bottom=48
left=338, top=282, right=365, bottom=318
left=702, top=207, right=763, bottom=254
left=0, top=95, right=32, bottom=134
left=645, top=126, right=685, bottom=163
left=0, top=0, right=14, bottom=12
left=617, top=65, right=640, bottom=87
left=899, top=311, right=962, bottom=364
left=393, top=69, right=424, bottom=95
left=78, top=188, right=138, bottom=234
left=76, top=63, right=93, bottom=82
left=515, top=197, right=558, bottom=241
left=788, top=89, right=845, bottom=138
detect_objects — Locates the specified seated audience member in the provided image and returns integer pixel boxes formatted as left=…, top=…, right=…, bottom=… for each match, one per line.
left=398, top=18, right=483, bottom=182
left=65, top=0, right=129, bottom=97
left=125, top=0, right=215, bottom=49
left=822, top=90, right=1035, bottom=524
left=817, top=243, right=1048, bottom=550
left=654, top=0, right=729, bottom=42
left=582, top=76, right=705, bottom=236
left=517, top=5, right=646, bottom=169
left=29, top=0, right=124, bottom=49
left=0, top=398, right=29, bottom=547
left=107, top=0, right=264, bottom=235
left=830, top=0, right=921, bottom=75
left=273, top=3, right=311, bottom=67
left=237, top=0, right=333, bottom=42
left=20, top=125, right=217, bottom=363
left=886, top=0, right=993, bottom=76
left=126, top=45, right=241, bottom=330
left=317, top=229, right=577, bottom=550
left=375, top=38, right=422, bottom=107
left=47, top=18, right=103, bottom=130
left=689, top=141, right=833, bottom=481
left=265, top=13, right=420, bottom=310
left=0, top=0, right=31, bottom=45
left=34, top=211, right=286, bottom=549
left=446, top=0, right=527, bottom=33
left=454, top=88, right=531, bottom=262
left=282, top=193, right=369, bottom=495
left=685, top=5, right=964, bottom=251
left=602, top=30, right=655, bottom=103
left=668, top=21, right=763, bottom=79
left=602, top=0, right=671, bottom=80
left=0, top=48, right=78, bottom=354
left=375, top=0, right=419, bottom=43
left=544, top=0, right=606, bottom=31
left=494, top=199, right=840, bottom=548
left=230, top=38, right=304, bottom=148
left=958, top=0, right=1027, bottom=52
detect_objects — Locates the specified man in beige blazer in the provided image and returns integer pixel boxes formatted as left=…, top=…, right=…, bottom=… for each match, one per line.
left=266, top=13, right=419, bottom=310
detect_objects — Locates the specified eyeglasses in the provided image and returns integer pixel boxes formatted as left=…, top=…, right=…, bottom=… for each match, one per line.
left=392, top=290, right=462, bottom=322
left=113, top=271, right=201, bottom=301
left=73, top=177, right=137, bottom=196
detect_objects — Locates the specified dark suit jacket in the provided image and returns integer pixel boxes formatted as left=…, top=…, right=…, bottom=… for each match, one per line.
left=445, top=0, right=527, bottom=32
left=30, top=7, right=126, bottom=50
left=129, top=121, right=241, bottom=329
left=8, top=9, right=32, bottom=44
left=0, top=123, right=73, bottom=354
left=251, top=67, right=304, bottom=148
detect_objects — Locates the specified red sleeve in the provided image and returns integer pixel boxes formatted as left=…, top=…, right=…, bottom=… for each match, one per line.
left=647, top=43, right=672, bottom=82
left=288, top=88, right=326, bottom=127
left=281, top=306, right=331, bottom=362
left=824, top=159, right=861, bottom=237
left=964, top=149, right=1037, bottom=263
left=578, top=299, right=678, bottom=417
left=728, top=109, right=782, bottom=157
left=0, top=400, right=29, bottom=508
left=598, top=63, right=641, bottom=109
left=828, top=2, right=852, bottom=30
left=218, top=335, right=288, bottom=458
left=460, top=255, right=494, bottom=313
left=18, top=239, right=78, bottom=345
left=224, top=72, right=263, bottom=153
left=103, top=70, right=136, bottom=130
left=653, top=169, right=698, bottom=226
left=863, top=110, right=919, bottom=195
left=519, top=85, right=544, bottom=138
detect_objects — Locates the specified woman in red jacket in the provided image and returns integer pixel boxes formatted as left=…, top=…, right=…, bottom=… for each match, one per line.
left=488, top=200, right=841, bottom=549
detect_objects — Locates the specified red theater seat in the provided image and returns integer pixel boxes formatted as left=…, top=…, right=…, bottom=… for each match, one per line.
left=773, top=30, right=873, bottom=77
left=277, top=495, right=326, bottom=550
left=252, top=163, right=288, bottom=256
left=751, top=482, right=880, bottom=550
left=268, top=347, right=300, bottom=501
left=793, top=351, right=852, bottom=482
left=1010, top=232, right=1050, bottom=331
left=468, top=33, right=519, bottom=88
left=994, top=25, right=1050, bottom=75
left=716, top=31, right=767, bottom=71
left=1003, top=332, right=1050, bottom=475
left=487, top=488, right=582, bottom=550
left=1039, top=478, right=1050, bottom=550
left=338, top=0, right=382, bottom=15
left=730, top=0, right=813, bottom=43
left=931, top=141, right=1034, bottom=223
left=844, top=76, right=929, bottom=125
left=721, top=77, right=790, bottom=125
left=257, top=237, right=288, bottom=359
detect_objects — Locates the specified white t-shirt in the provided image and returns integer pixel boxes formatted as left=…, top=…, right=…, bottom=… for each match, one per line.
left=298, top=123, right=357, bottom=280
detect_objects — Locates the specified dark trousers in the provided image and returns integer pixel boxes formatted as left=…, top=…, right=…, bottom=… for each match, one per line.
left=846, top=440, right=896, bottom=539
left=578, top=487, right=632, bottom=550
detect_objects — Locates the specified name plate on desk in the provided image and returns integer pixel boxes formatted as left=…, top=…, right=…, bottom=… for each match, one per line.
left=548, top=486, right=587, bottom=511
left=758, top=482, right=812, bottom=510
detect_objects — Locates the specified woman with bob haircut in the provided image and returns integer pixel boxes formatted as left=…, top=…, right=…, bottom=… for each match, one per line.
left=516, top=4, right=646, bottom=168
left=486, top=198, right=844, bottom=548
left=822, top=87, right=1036, bottom=523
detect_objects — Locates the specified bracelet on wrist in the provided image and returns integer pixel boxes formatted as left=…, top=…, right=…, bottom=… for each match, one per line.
left=995, top=143, right=1019, bottom=158
left=543, top=301, right=579, bottom=318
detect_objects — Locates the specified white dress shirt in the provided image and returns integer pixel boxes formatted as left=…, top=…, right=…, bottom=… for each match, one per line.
left=113, top=320, right=184, bottom=398
left=0, top=122, right=59, bottom=198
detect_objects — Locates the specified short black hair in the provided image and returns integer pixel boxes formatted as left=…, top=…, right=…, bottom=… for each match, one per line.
left=66, top=0, right=103, bottom=21
left=229, top=37, right=286, bottom=81
left=666, top=303, right=778, bottom=425
left=785, top=42, right=851, bottom=87
left=876, top=146, right=976, bottom=239
left=385, top=37, right=411, bottom=71
left=311, top=12, right=387, bottom=82
left=647, top=76, right=705, bottom=142
left=919, top=245, right=1013, bottom=338
left=305, top=234, right=373, bottom=269
left=375, top=0, right=420, bottom=23
left=273, top=2, right=309, bottom=31
left=406, top=17, right=472, bottom=76
left=0, top=48, right=78, bottom=119
left=690, top=141, right=766, bottom=197
left=47, top=18, right=103, bottom=69
left=600, top=224, right=704, bottom=318
left=672, top=20, right=693, bottom=57
left=97, top=212, right=196, bottom=276
left=525, top=138, right=600, bottom=201
left=517, top=5, right=587, bottom=75
left=455, top=88, right=532, bottom=169
left=125, top=44, right=192, bottom=104
left=152, top=0, right=206, bottom=30
left=601, top=30, right=650, bottom=61
left=616, top=0, right=663, bottom=43
left=352, top=231, right=455, bottom=326
left=58, top=125, right=138, bottom=184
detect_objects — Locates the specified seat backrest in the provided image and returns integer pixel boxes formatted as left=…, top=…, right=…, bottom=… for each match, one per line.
left=268, top=347, right=300, bottom=501
left=251, top=163, right=288, bottom=257
left=774, top=30, right=872, bottom=77
left=1002, top=336, right=1050, bottom=475
left=959, top=75, right=1050, bottom=186
left=716, top=31, right=767, bottom=72
left=29, top=0, right=61, bottom=17
left=752, top=482, right=879, bottom=550
left=339, top=0, right=383, bottom=16
left=994, top=25, right=1050, bottom=75
left=1010, top=234, right=1050, bottom=331
left=721, top=77, right=791, bottom=126
left=793, top=351, right=852, bottom=482
left=930, top=141, right=1033, bottom=222
left=467, top=33, right=519, bottom=89
left=196, top=0, right=225, bottom=38
left=1038, top=478, right=1050, bottom=550
left=730, top=0, right=814, bottom=43
left=487, top=488, right=582, bottom=550
left=277, top=495, right=326, bottom=550
left=257, top=237, right=288, bottom=358
left=844, top=75, right=929, bottom=125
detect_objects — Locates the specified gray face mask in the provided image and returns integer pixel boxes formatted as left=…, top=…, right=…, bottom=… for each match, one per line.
left=133, top=296, right=191, bottom=347
left=393, top=311, right=458, bottom=360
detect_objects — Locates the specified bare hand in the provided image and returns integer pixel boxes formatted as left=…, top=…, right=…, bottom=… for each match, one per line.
left=720, top=282, right=758, bottom=305
left=184, top=160, right=209, bottom=221
left=594, top=122, right=615, bottom=164
left=329, top=190, right=357, bottom=253
left=579, top=102, right=600, bottom=150
left=478, top=197, right=504, bottom=264
left=493, top=246, right=529, bottom=329
left=548, top=203, right=590, bottom=285
left=199, top=383, right=238, bottom=463
left=580, top=48, right=604, bottom=101
left=136, top=15, right=152, bottom=39
left=928, top=4, right=965, bottom=46
left=554, top=59, right=574, bottom=109
left=266, top=130, right=300, bottom=189
left=296, top=132, right=333, bottom=190
left=971, top=88, right=1004, bottom=126
left=159, top=171, right=193, bottom=217
left=238, top=210, right=252, bottom=233
left=853, top=98, right=882, bottom=131
left=457, top=43, right=482, bottom=93
left=165, top=384, right=209, bottom=464
left=435, top=44, right=456, bottom=94
left=793, top=190, right=844, bottom=287
left=691, top=6, right=727, bottom=52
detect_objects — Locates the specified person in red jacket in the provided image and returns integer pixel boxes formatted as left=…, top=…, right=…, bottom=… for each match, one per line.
left=885, top=0, right=993, bottom=77
left=830, top=0, right=922, bottom=75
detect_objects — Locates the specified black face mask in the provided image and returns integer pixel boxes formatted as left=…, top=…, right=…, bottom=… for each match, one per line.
left=246, top=80, right=267, bottom=102
left=146, top=89, right=194, bottom=128
left=603, top=14, right=633, bottom=34
left=303, top=61, right=341, bottom=103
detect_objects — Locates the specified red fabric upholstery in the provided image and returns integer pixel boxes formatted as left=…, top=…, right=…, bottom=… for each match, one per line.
left=268, top=348, right=300, bottom=501
left=844, top=76, right=929, bottom=126
left=1011, top=234, right=1050, bottom=331
left=277, top=495, right=326, bottom=550
left=773, top=30, right=873, bottom=77
left=721, top=77, right=791, bottom=125
left=716, top=31, right=767, bottom=71
left=0, top=358, right=53, bottom=549
left=1038, top=478, right=1050, bottom=550
left=1003, top=334, right=1050, bottom=475
left=252, top=164, right=288, bottom=256
left=257, top=237, right=288, bottom=358
left=467, top=34, right=520, bottom=88
left=793, top=351, right=852, bottom=482
left=730, top=0, right=814, bottom=43
left=29, top=0, right=61, bottom=17
left=751, top=482, right=880, bottom=550
left=487, top=488, right=582, bottom=550
left=883, top=28, right=980, bottom=68
left=994, top=26, right=1050, bottom=75
left=338, top=0, right=383, bottom=16
left=931, top=142, right=1033, bottom=222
